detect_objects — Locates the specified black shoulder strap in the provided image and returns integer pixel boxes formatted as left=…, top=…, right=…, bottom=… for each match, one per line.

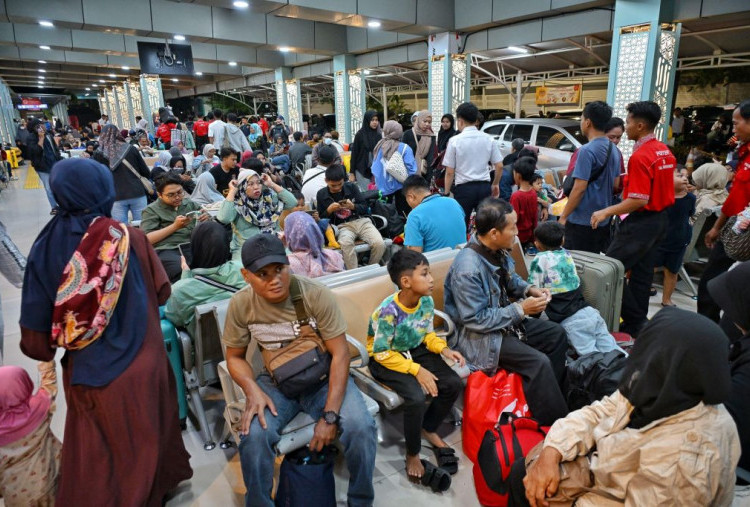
left=588, top=140, right=614, bottom=184
left=193, top=275, right=241, bottom=293
left=289, top=276, right=309, bottom=323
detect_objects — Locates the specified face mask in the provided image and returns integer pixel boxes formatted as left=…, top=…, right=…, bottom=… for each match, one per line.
left=324, top=138, right=332, bottom=145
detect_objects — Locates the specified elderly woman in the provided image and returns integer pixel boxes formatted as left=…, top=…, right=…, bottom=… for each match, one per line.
left=190, top=171, right=224, bottom=207
left=217, top=169, right=297, bottom=260
left=192, top=143, right=220, bottom=176
left=370, top=120, right=418, bottom=216
left=19, top=158, right=192, bottom=505
left=692, top=162, right=729, bottom=218
left=136, top=131, right=156, bottom=157
left=402, top=110, right=437, bottom=180
left=284, top=211, right=344, bottom=278
left=515, top=307, right=740, bottom=507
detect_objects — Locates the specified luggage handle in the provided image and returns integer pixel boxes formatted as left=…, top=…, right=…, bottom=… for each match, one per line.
left=574, top=261, right=585, bottom=274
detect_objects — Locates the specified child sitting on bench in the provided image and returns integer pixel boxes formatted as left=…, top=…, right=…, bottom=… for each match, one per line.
left=528, top=221, right=625, bottom=357
left=367, top=249, right=465, bottom=491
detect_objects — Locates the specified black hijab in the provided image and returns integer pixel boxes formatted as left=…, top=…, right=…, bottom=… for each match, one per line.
left=359, top=110, right=382, bottom=151
left=189, top=221, right=231, bottom=270
left=618, top=307, right=731, bottom=429
left=709, top=261, right=750, bottom=334
left=437, top=113, right=457, bottom=152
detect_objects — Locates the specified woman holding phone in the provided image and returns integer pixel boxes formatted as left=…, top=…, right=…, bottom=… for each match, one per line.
left=216, top=169, right=297, bottom=260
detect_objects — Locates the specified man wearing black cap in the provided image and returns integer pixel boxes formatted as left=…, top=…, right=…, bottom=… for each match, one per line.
left=301, top=144, right=337, bottom=206
left=223, top=235, right=377, bottom=507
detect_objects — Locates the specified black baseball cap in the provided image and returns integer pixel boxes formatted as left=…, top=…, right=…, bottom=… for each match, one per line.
left=241, top=234, right=289, bottom=272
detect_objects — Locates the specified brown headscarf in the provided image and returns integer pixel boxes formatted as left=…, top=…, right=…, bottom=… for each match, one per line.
left=411, top=110, right=434, bottom=172
left=373, top=120, right=403, bottom=162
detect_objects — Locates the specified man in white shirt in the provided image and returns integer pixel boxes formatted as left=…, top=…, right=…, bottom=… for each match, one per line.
left=443, top=102, right=503, bottom=225
left=671, top=107, right=684, bottom=139
left=98, top=114, right=109, bottom=127
left=208, top=109, right=227, bottom=147
left=136, top=115, right=148, bottom=131
left=301, top=145, right=337, bottom=205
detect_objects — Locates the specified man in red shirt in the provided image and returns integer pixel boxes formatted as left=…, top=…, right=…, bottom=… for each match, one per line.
left=590, top=101, right=675, bottom=337
left=192, top=113, right=210, bottom=153
left=698, top=100, right=750, bottom=322
left=257, top=116, right=270, bottom=137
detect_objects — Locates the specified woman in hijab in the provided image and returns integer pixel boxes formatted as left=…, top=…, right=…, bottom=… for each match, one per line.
left=217, top=169, right=297, bottom=260
left=437, top=113, right=457, bottom=153
left=350, top=110, right=382, bottom=189
left=165, top=221, right=244, bottom=335
left=516, top=307, right=740, bottom=507
left=402, top=110, right=436, bottom=181
left=284, top=211, right=344, bottom=278
left=709, top=261, right=750, bottom=477
left=192, top=143, right=220, bottom=176
left=155, top=150, right=173, bottom=169
left=692, top=162, right=729, bottom=218
left=169, top=155, right=195, bottom=194
left=19, top=158, right=192, bottom=506
left=190, top=171, right=224, bottom=207
left=0, top=362, right=60, bottom=506
left=98, top=124, right=153, bottom=224
left=370, top=120, right=418, bottom=216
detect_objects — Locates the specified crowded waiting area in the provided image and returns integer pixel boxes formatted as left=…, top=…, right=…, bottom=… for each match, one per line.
left=2, top=0, right=750, bottom=505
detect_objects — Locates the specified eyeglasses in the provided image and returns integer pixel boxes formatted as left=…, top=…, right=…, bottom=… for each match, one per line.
left=163, top=189, right=184, bottom=199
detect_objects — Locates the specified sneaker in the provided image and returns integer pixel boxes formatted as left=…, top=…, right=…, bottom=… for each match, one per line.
left=525, top=246, right=538, bottom=256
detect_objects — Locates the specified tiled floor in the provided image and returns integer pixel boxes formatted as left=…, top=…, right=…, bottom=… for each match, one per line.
left=0, top=164, right=699, bottom=507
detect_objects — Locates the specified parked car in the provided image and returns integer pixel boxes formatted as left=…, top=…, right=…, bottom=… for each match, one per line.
left=480, top=118, right=587, bottom=169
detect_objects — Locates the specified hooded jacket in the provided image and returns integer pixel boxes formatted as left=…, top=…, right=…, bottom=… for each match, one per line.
left=224, top=123, right=252, bottom=153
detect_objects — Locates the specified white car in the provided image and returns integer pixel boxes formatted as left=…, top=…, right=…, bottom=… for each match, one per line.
left=480, top=118, right=587, bottom=169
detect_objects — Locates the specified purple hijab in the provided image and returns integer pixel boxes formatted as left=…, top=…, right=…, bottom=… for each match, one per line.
left=285, top=211, right=341, bottom=275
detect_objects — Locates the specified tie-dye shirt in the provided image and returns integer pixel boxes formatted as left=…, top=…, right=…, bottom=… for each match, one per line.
left=367, top=292, right=447, bottom=376
left=527, top=248, right=581, bottom=294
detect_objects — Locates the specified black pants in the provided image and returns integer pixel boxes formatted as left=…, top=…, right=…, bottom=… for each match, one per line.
left=157, top=246, right=192, bottom=284
left=369, top=344, right=462, bottom=455
left=499, top=318, right=569, bottom=426
left=453, top=181, right=491, bottom=227
left=195, top=135, right=209, bottom=154
left=384, top=190, right=411, bottom=218
left=697, top=240, right=735, bottom=323
left=564, top=221, right=611, bottom=254
left=606, top=210, right=668, bottom=336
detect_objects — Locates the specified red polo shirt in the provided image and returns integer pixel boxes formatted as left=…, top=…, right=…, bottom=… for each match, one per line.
left=722, top=143, right=750, bottom=217
left=193, top=120, right=209, bottom=137
left=623, top=134, right=676, bottom=212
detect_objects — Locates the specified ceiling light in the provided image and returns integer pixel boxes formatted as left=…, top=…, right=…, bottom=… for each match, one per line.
left=171, top=78, right=178, bottom=82
left=507, top=46, right=529, bottom=53
left=195, top=71, right=203, bottom=76
left=99, top=79, right=105, bottom=83
left=39, top=20, right=54, bottom=27
left=233, top=1, right=249, bottom=7
left=279, top=46, right=290, bottom=52
left=38, top=76, right=44, bottom=80
left=122, top=66, right=129, bottom=70
left=85, top=87, right=90, bottom=91
left=363, top=69, right=371, bottom=75
left=108, top=73, right=116, bottom=78
left=38, top=69, right=46, bottom=73
left=92, top=84, right=98, bottom=87
left=38, top=85, right=43, bottom=88
left=38, top=60, right=46, bottom=64
left=85, top=93, right=90, bottom=96
left=174, top=35, right=185, bottom=41
left=368, top=20, right=381, bottom=28
left=228, top=61, right=237, bottom=66
left=39, top=45, right=50, bottom=50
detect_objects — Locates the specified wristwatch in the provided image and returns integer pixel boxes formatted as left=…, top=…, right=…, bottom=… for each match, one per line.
left=322, top=410, right=341, bottom=426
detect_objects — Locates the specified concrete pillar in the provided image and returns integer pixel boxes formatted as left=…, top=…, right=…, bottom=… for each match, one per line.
left=275, top=67, right=303, bottom=134
left=381, top=86, right=388, bottom=121
left=139, top=74, right=164, bottom=135
left=607, top=0, right=680, bottom=161
left=428, top=32, right=471, bottom=132
left=333, top=55, right=366, bottom=145
left=0, top=78, right=16, bottom=144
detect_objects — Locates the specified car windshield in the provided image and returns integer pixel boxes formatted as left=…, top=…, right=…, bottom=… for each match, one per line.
left=564, top=126, right=588, bottom=145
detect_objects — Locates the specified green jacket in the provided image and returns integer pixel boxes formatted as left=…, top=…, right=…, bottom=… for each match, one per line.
left=164, top=261, right=246, bottom=335
left=216, top=189, right=297, bottom=259
left=141, top=198, right=202, bottom=250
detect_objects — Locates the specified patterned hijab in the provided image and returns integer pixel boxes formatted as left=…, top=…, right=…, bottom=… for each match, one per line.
left=373, top=120, right=404, bottom=162
left=98, top=124, right=130, bottom=169
left=411, top=110, right=434, bottom=170
left=234, top=170, right=284, bottom=233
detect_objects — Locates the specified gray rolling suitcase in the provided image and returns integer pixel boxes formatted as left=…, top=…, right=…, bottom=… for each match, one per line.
left=568, top=250, right=624, bottom=332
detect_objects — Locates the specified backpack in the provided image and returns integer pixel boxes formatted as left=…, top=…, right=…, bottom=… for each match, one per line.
left=566, top=350, right=628, bottom=411
left=368, top=199, right=404, bottom=238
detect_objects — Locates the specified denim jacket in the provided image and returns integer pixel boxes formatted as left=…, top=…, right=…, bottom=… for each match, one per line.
left=444, top=236, right=529, bottom=372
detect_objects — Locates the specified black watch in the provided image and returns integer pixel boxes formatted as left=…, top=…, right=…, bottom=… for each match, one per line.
left=322, top=410, right=341, bottom=426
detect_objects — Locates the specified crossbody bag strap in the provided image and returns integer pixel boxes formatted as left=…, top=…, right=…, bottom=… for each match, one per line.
left=289, top=276, right=309, bottom=323
left=121, top=158, right=141, bottom=178
left=193, top=274, right=241, bottom=293
left=588, top=140, right=614, bottom=184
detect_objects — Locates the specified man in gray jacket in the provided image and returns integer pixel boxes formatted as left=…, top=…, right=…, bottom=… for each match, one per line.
left=224, top=113, right=252, bottom=154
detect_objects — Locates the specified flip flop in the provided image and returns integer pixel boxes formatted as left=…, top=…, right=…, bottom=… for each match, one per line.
left=432, top=446, right=459, bottom=475
left=419, top=459, right=452, bottom=493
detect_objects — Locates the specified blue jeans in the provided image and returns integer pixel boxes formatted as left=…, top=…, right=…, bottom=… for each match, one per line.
left=271, top=154, right=291, bottom=173
left=111, top=196, right=148, bottom=224
left=238, top=375, right=377, bottom=507
left=37, top=170, right=57, bottom=209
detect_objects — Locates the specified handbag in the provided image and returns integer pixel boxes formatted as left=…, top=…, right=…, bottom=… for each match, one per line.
left=121, top=158, right=155, bottom=196
left=720, top=215, right=750, bottom=262
left=524, top=441, right=594, bottom=506
left=562, top=141, right=613, bottom=197
left=463, top=369, right=530, bottom=463
left=260, top=277, right=332, bottom=398
left=275, top=445, right=338, bottom=507
left=384, top=144, right=409, bottom=183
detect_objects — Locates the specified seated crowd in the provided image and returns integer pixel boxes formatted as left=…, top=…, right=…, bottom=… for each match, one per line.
left=6, top=98, right=750, bottom=507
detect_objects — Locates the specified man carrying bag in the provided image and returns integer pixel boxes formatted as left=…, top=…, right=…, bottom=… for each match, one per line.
left=222, top=234, right=377, bottom=507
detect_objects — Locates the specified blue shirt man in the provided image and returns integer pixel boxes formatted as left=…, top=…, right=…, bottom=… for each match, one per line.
left=402, top=175, right=467, bottom=252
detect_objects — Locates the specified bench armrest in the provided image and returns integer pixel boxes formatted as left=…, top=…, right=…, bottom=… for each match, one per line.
left=434, top=309, right=455, bottom=338
left=346, top=334, right=369, bottom=368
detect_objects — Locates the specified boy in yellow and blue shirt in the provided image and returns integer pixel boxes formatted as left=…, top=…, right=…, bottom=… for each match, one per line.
left=367, top=249, right=465, bottom=484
